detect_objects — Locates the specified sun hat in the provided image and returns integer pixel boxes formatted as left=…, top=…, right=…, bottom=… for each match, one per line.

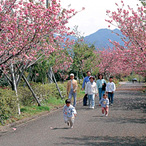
left=89, top=76, right=95, bottom=80
left=70, top=73, right=74, bottom=76
left=89, top=76, right=94, bottom=79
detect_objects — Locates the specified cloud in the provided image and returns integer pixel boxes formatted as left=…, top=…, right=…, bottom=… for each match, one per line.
left=61, top=0, right=141, bottom=36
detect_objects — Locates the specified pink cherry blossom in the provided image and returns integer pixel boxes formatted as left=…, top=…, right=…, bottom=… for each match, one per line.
left=0, top=0, right=83, bottom=73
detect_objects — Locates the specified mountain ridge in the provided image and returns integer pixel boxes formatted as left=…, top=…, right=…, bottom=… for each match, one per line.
left=84, top=28, right=124, bottom=49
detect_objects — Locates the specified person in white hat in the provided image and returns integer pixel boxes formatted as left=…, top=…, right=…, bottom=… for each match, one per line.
left=67, top=73, right=78, bottom=107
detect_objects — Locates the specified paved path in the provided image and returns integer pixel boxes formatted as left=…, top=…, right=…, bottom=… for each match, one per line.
left=0, top=82, right=146, bottom=146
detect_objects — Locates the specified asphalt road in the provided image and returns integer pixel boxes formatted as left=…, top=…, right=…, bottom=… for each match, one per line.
left=0, top=82, right=146, bottom=146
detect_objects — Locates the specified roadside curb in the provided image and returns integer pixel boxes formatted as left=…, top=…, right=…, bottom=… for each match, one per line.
left=0, top=98, right=83, bottom=132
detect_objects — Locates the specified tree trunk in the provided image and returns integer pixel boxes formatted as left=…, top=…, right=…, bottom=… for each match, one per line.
left=47, top=67, right=53, bottom=83
left=16, top=65, right=41, bottom=106
left=51, top=67, right=63, bottom=99
left=81, top=70, right=84, bottom=79
left=78, top=71, right=81, bottom=84
left=22, top=74, right=41, bottom=106
left=23, top=68, right=31, bottom=87
left=10, top=63, right=21, bottom=115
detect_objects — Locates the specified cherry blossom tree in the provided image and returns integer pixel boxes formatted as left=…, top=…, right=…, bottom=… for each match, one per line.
left=96, top=48, right=133, bottom=78
left=0, top=0, right=77, bottom=67
left=105, top=0, right=146, bottom=77
left=53, top=50, right=73, bottom=81
left=0, top=0, right=80, bottom=114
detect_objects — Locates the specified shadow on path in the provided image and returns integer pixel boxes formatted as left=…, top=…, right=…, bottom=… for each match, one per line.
left=52, top=127, right=70, bottom=130
left=114, top=91, right=146, bottom=113
left=58, top=135, right=146, bottom=146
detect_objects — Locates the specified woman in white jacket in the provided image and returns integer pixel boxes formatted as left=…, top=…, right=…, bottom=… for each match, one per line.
left=85, top=76, right=98, bottom=109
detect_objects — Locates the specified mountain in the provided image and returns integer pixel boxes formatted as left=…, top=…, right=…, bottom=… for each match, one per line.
left=84, top=28, right=125, bottom=49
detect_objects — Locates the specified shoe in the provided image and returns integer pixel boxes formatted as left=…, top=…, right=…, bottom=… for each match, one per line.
left=110, top=104, right=113, bottom=106
left=70, top=126, right=73, bottom=129
left=105, top=114, right=108, bottom=117
left=91, top=107, right=94, bottom=109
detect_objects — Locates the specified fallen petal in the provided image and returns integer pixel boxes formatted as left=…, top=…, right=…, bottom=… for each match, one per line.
left=12, top=128, right=16, bottom=131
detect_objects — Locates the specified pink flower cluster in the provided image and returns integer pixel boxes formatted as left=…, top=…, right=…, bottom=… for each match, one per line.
left=0, top=0, right=79, bottom=70
left=104, top=1, right=146, bottom=76
left=53, top=52, right=73, bottom=80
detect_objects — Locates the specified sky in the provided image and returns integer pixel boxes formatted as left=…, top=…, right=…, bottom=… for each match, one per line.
left=61, top=0, right=141, bottom=36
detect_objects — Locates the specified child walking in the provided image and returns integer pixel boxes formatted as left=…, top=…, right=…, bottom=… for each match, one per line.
left=99, top=94, right=109, bottom=116
left=63, top=99, right=77, bottom=128
left=106, top=77, right=116, bottom=106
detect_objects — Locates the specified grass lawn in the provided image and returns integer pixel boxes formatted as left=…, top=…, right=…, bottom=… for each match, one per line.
left=0, top=90, right=85, bottom=126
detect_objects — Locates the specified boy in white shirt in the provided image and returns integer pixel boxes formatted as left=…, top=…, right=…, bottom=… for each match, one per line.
left=106, top=77, right=116, bottom=106
left=63, top=99, right=77, bottom=128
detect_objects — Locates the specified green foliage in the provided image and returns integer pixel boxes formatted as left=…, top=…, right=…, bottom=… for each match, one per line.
left=0, top=88, right=17, bottom=124
left=18, top=82, right=67, bottom=106
left=36, top=106, right=50, bottom=111
left=0, top=76, right=9, bottom=87
left=0, top=81, right=84, bottom=125
left=125, top=73, right=144, bottom=82
left=21, top=105, right=50, bottom=115
left=32, top=83, right=66, bottom=100
left=113, top=78, right=120, bottom=86
left=27, top=48, right=72, bottom=83
left=139, top=0, right=146, bottom=6
left=42, top=97, right=65, bottom=107
left=27, top=60, right=49, bottom=84
left=34, top=61, right=48, bottom=83
left=71, top=42, right=97, bottom=78
left=19, top=96, right=65, bottom=116
left=18, top=87, right=34, bottom=106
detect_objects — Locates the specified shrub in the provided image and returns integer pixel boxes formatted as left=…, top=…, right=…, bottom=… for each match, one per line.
left=0, top=88, right=17, bottom=124
left=18, top=87, right=34, bottom=106
left=18, top=82, right=67, bottom=106
left=31, top=83, right=66, bottom=100
left=0, top=76, right=9, bottom=87
left=0, top=80, right=84, bottom=125
left=18, top=81, right=81, bottom=106
left=113, top=78, right=119, bottom=85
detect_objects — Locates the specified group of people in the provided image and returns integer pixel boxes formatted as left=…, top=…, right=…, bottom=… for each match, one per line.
left=63, top=71, right=116, bottom=128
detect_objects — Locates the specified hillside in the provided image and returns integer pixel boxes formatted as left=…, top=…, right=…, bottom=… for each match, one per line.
left=84, top=28, right=125, bottom=49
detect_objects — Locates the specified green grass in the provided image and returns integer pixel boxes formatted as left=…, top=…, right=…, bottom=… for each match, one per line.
left=0, top=90, right=85, bottom=126
left=46, top=97, right=65, bottom=106
left=19, top=97, right=64, bottom=116
left=20, top=105, right=50, bottom=115
left=20, top=90, right=84, bottom=116
left=77, top=90, right=85, bottom=100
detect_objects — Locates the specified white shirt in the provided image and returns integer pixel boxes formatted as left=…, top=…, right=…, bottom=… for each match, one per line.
left=63, top=105, right=77, bottom=118
left=85, top=81, right=98, bottom=95
left=106, top=82, right=116, bottom=92
left=71, top=80, right=73, bottom=89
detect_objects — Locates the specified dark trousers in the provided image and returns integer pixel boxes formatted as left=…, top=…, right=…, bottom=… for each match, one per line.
left=108, top=92, right=114, bottom=104
left=83, top=94, right=88, bottom=106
